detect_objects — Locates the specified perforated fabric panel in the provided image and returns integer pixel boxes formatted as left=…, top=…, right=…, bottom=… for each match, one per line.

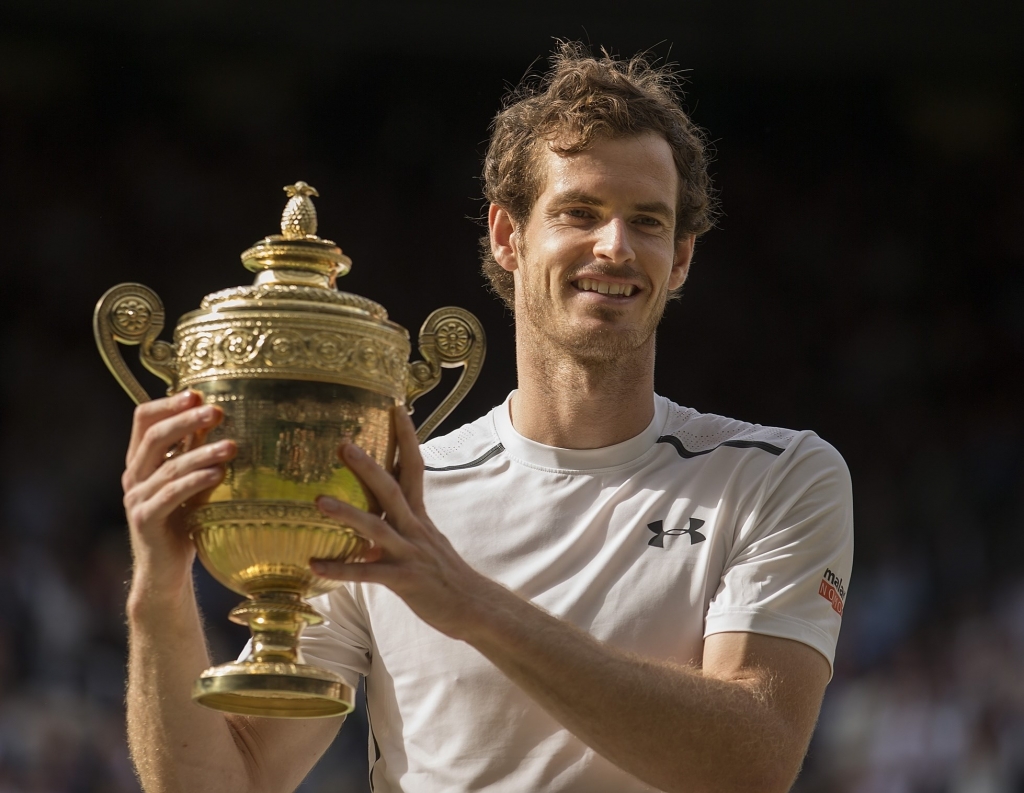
left=744, top=425, right=797, bottom=443
left=669, top=404, right=699, bottom=426
left=424, top=424, right=478, bottom=459
left=421, top=413, right=501, bottom=468
left=664, top=406, right=799, bottom=454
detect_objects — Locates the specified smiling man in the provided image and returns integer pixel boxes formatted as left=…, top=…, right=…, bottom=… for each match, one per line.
left=122, top=44, right=853, bottom=793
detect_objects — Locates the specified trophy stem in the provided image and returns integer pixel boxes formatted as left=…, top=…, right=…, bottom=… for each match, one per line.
left=230, top=591, right=319, bottom=665
left=192, top=592, right=355, bottom=719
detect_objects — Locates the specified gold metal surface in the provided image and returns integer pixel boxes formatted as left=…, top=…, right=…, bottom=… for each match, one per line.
left=94, top=182, right=486, bottom=717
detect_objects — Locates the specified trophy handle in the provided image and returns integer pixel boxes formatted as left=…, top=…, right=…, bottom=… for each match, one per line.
left=94, top=283, right=179, bottom=404
left=407, top=307, right=486, bottom=442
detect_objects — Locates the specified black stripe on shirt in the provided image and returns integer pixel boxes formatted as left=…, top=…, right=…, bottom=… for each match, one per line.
left=656, top=435, right=786, bottom=458
left=424, top=443, right=505, bottom=472
left=366, top=678, right=380, bottom=792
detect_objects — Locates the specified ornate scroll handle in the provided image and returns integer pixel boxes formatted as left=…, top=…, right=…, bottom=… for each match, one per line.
left=93, top=283, right=178, bottom=405
left=406, top=307, right=486, bottom=442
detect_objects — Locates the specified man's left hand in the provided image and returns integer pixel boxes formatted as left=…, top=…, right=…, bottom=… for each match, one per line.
left=311, top=407, right=497, bottom=641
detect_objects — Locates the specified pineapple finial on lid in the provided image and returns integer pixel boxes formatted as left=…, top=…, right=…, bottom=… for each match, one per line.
left=281, top=181, right=319, bottom=239
left=240, top=181, right=351, bottom=285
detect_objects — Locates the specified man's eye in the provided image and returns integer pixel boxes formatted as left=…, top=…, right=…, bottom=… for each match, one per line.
left=565, top=208, right=593, bottom=219
left=634, top=216, right=661, bottom=226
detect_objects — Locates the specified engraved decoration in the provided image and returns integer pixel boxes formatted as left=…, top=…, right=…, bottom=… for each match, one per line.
left=112, top=298, right=152, bottom=337
left=199, top=284, right=387, bottom=319
left=174, top=319, right=411, bottom=399
left=199, top=282, right=387, bottom=319
left=187, top=501, right=365, bottom=601
left=435, top=319, right=472, bottom=359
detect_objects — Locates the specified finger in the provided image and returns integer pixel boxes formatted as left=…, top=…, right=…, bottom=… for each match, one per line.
left=127, top=402, right=221, bottom=490
left=356, top=545, right=385, bottom=563
left=133, top=440, right=236, bottom=504
left=309, top=542, right=384, bottom=567
left=394, top=407, right=425, bottom=513
left=128, top=405, right=224, bottom=488
left=339, top=442, right=421, bottom=532
left=315, top=495, right=404, bottom=553
left=126, top=390, right=198, bottom=464
left=310, top=557, right=397, bottom=585
left=127, top=466, right=226, bottom=532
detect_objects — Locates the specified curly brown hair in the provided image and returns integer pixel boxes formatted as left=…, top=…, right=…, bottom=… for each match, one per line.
left=480, top=42, right=717, bottom=309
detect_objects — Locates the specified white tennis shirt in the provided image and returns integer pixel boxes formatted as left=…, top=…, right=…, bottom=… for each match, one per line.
left=301, top=393, right=854, bottom=792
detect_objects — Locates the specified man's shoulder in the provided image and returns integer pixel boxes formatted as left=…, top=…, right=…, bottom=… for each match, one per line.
left=419, top=407, right=503, bottom=472
left=657, top=397, right=843, bottom=465
left=658, top=398, right=852, bottom=522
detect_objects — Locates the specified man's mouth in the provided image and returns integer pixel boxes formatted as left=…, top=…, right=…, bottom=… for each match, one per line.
left=572, top=278, right=638, bottom=297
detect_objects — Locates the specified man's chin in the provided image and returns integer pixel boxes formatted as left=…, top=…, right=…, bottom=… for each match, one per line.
left=520, top=298, right=663, bottom=361
left=556, top=323, right=654, bottom=362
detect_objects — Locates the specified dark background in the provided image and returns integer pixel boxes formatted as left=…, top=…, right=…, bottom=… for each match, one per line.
left=0, top=2, right=1021, bottom=791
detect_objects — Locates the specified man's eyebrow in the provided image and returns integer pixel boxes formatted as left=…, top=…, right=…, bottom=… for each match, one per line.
left=547, top=191, right=674, bottom=219
left=548, top=190, right=603, bottom=207
left=633, top=201, right=674, bottom=218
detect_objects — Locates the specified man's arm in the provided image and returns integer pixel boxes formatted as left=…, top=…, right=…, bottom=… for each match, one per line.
left=312, top=408, right=831, bottom=793
left=458, top=600, right=828, bottom=793
left=126, top=578, right=343, bottom=793
left=122, top=393, right=342, bottom=793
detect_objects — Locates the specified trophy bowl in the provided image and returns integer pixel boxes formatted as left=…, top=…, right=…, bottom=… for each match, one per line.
left=94, top=182, right=485, bottom=718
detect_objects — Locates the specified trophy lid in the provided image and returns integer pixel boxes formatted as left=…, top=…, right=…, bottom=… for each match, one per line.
left=95, top=178, right=483, bottom=418
left=198, top=182, right=388, bottom=322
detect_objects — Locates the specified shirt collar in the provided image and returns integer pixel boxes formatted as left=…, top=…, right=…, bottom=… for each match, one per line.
left=492, top=391, right=668, bottom=472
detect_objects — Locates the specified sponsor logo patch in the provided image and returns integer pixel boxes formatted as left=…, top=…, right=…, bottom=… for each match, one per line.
left=819, top=568, right=846, bottom=615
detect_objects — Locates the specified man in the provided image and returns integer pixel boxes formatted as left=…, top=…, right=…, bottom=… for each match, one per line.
left=122, top=44, right=852, bottom=793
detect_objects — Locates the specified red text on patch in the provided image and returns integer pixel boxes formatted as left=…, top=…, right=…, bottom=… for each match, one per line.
left=819, top=579, right=844, bottom=615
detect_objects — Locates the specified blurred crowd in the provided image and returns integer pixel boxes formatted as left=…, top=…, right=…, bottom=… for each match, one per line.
left=0, top=17, right=1021, bottom=793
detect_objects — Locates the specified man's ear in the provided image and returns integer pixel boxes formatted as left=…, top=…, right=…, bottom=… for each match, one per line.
left=669, top=233, right=695, bottom=291
left=489, top=204, right=519, bottom=273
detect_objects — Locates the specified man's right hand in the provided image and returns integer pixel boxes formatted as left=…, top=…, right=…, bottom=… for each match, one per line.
left=121, top=389, right=237, bottom=604
left=121, top=392, right=342, bottom=793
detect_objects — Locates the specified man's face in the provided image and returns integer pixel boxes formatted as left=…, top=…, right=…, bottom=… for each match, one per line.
left=501, top=132, right=694, bottom=361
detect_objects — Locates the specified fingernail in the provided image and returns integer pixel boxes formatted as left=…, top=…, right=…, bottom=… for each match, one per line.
left=317, top=495, right=342, bottom=511
left=176, top=390, right=193, bottom=404
left=310, top=560, right=327, bottom=573
left=199, top=406, right=218, bottom=423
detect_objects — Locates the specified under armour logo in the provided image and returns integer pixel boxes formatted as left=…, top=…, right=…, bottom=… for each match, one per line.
left=647, top=518, right=706, bottom=548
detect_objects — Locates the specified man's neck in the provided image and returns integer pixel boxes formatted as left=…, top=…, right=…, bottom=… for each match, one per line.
left=511, top=333, right=657, bottom=450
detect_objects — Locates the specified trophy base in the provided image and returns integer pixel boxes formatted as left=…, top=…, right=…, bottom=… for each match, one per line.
left=193, top=661, right=355, bottom=719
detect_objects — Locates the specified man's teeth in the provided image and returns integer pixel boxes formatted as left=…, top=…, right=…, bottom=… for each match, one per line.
left=575, top=278, right=635, bottom=297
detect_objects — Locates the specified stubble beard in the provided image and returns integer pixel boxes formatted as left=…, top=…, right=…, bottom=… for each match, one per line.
left=517, top=266, right=669, bottom=368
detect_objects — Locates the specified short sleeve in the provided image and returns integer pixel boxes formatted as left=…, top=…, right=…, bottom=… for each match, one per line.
left=299, top=584, right=373, bottom=689
left=704, top=432, right=853, bottom=675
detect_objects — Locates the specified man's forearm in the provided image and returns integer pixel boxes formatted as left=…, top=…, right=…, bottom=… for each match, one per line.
left=460, top=580, right=804, bottom=793
left=126, top=580, right=253, bottom=793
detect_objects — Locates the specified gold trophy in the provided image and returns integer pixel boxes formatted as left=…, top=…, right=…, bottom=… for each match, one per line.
left=94, top=182, right=485, bottom=718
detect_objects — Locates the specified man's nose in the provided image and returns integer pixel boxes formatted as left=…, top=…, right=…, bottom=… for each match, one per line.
left=593, top=218, right=635, bottom=264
